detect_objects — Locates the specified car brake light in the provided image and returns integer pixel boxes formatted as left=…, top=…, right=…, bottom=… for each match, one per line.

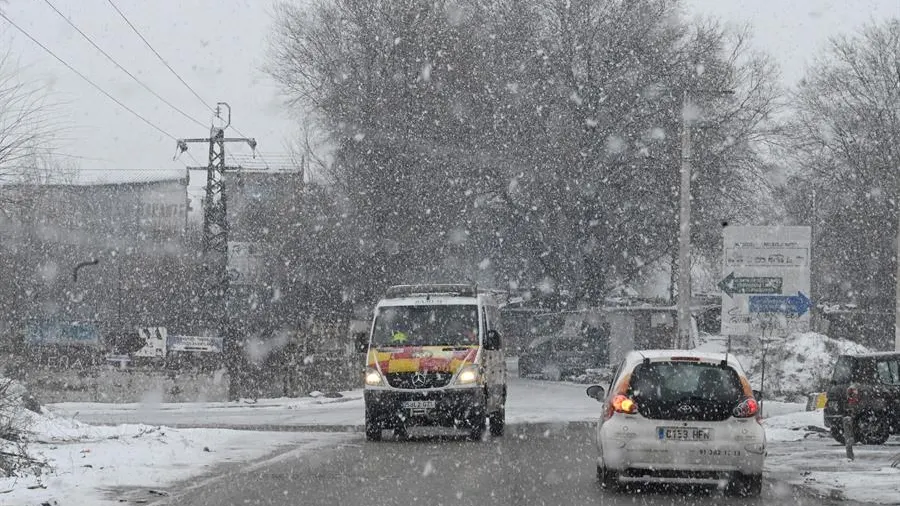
left=732, top=397, right=759, bottom=418
left=611, top=394, right=638, bottom=415
left=847, top=386, right=859, bottom=406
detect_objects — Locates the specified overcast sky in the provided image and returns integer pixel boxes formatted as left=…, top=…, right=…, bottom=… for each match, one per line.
left=2, top=0, right=898, bottom=183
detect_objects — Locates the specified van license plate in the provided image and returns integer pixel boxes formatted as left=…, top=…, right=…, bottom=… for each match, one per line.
left=402, top=400, right=436, bottom=410
left=658, top=427, right=711, bottom=441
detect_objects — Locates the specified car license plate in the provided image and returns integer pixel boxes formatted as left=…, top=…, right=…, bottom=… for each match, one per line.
left=401, top=400, right=436, bottom=410
left=658, top=427, right=711, bottom=441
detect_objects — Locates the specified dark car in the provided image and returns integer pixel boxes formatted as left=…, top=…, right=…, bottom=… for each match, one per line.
left=823, top=352, right=900, bottom=444
left=518, top=322, right=610, bottom=380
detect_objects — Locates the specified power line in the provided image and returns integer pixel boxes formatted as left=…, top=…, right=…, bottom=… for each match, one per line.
left=103, top=0, right=270, bottom=164
left=105, top=0, right=216, bottom=114
left=42, top=0, right=207, bottom=130
left=0, top=11, right=177, bottom=140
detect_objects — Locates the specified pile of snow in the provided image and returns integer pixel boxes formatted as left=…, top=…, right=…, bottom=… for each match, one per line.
left=695, top=332, right=871, bottom=401
left=763, top=405, right=828, bottom=442
left=0, top=378, right=45, bottom=480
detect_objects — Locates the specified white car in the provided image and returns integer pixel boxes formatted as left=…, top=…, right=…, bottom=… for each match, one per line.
left=586, top=350, right=766, bottom=496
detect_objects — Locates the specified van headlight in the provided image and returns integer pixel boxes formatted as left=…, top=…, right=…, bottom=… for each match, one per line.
left=454, top=365, right=480, bottom=385
left=364, top=368, right=385, bottom=386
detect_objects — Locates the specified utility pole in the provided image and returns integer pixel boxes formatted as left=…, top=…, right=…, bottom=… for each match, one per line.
left=676, top=90, right=693, bottom=350
left=177, top=102, right=257, bottom=400
left=674, top=88, right=734, bottom=350
left=895, top=199, right=900, bottom=351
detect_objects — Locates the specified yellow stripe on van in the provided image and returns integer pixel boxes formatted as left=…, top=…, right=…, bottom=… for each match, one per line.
left=386, top=358, right=419, bottom=373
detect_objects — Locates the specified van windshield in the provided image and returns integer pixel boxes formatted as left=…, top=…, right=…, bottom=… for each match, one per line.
left=372, top=305, right=479, bottom=347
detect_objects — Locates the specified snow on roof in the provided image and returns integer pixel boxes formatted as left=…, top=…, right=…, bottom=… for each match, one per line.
left=70, top=169, right=187, bottom=186
left=843, top=350, right=900, bottom=358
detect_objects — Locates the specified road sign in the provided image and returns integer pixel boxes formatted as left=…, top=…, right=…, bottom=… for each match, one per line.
left=134, top=327, right=168, bottom=358
left=721, top=226, right=812, bottom=336
left=718, top=272, right=783, bottom=297
left=748, top=292, right=812, bottom=316
left=168, top=335, right=223, bottom=353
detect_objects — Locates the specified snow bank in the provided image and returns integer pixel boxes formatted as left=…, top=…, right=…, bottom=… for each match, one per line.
left=2, top=398, right=354, bottom=505
left=763, top=407, right=827, bottom=442
left=695, top=332, right=871, bottom=401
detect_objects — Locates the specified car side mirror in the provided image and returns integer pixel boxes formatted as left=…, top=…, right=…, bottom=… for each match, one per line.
left=586, top=385, right=606, bottom=402
left=753, top=389, right=763, bottom=400
left=484, top=330, right=502, bottom=351
left=354, top=332, right=369, bottom=353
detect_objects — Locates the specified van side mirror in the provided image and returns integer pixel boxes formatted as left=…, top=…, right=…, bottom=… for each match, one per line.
left=484, top=330, right=502, bottom=351
left=354, top=332, right=369, bottom=353
left=753, top=389, right=763, bottom=400
left=586, top=385, right=606, bottom=402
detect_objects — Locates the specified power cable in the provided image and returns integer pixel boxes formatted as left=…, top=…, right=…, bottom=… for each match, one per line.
left=104, top=0, right=270, bottom=163
left=0, top=11, right=177, bottom=140
left=105, top=0, right=216, bottom=114
left=42, top=0, right=207, bottom=130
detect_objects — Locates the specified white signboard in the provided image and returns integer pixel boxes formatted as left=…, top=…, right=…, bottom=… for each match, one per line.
left=720, top=226, right=812, bottom=337
left=167, top=335, right=224, bottom=353
left=134, top=327, right=168, bottom=358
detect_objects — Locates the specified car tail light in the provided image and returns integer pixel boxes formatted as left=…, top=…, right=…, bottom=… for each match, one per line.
left=847, top=386, right=859, bottom=406
left=605, top=394, right=638, bottom=419
left=733, top=397, right=759, bottom=418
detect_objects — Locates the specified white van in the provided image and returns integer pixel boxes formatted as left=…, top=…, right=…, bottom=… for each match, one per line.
left=355, top=284, right=507, bottom=441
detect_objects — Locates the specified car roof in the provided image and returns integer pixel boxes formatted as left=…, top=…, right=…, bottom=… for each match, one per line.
left=377, top=295, right=480, bottom=307
left=622, top=349, right=748, bottom=375
left=840, top=351, right=900, bottom=359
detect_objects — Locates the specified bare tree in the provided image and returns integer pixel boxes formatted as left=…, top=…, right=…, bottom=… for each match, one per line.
left=0, top=49, right=64, bottom=212
left=786, top=19, right=900, bottom=311
left=268, top=0, right=782, bottom=305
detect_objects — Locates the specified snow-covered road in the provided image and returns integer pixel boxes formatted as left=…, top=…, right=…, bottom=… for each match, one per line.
left=3, top=375, right=898, bottom=505
left=45, top=375, right=604, bottom=429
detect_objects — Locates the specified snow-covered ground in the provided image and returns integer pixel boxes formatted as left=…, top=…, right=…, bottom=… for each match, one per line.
left=1, top=406, right=355, bottom=506
left=764, top=409, right=900, bottom=504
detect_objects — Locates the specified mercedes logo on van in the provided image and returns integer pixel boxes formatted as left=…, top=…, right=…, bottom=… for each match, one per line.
left=412, top=372, right=428, bottom=387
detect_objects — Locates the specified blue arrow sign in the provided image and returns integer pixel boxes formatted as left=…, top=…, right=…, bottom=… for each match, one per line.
left=749, top=292, right=812, bottom=316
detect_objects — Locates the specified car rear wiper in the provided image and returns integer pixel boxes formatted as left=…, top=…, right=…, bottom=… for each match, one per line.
left=678, top=395, right=726, bottom=404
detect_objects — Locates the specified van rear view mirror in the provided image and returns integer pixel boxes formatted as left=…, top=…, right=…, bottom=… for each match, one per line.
left=354, top=332, right=369, bottom=353
left=484, top=330, right=502, bottom=351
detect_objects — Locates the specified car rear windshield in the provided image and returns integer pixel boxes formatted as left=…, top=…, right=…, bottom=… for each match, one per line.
left=629, top=361, right=744, bottom=404
left=627, top=360, right=746, bottom=421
